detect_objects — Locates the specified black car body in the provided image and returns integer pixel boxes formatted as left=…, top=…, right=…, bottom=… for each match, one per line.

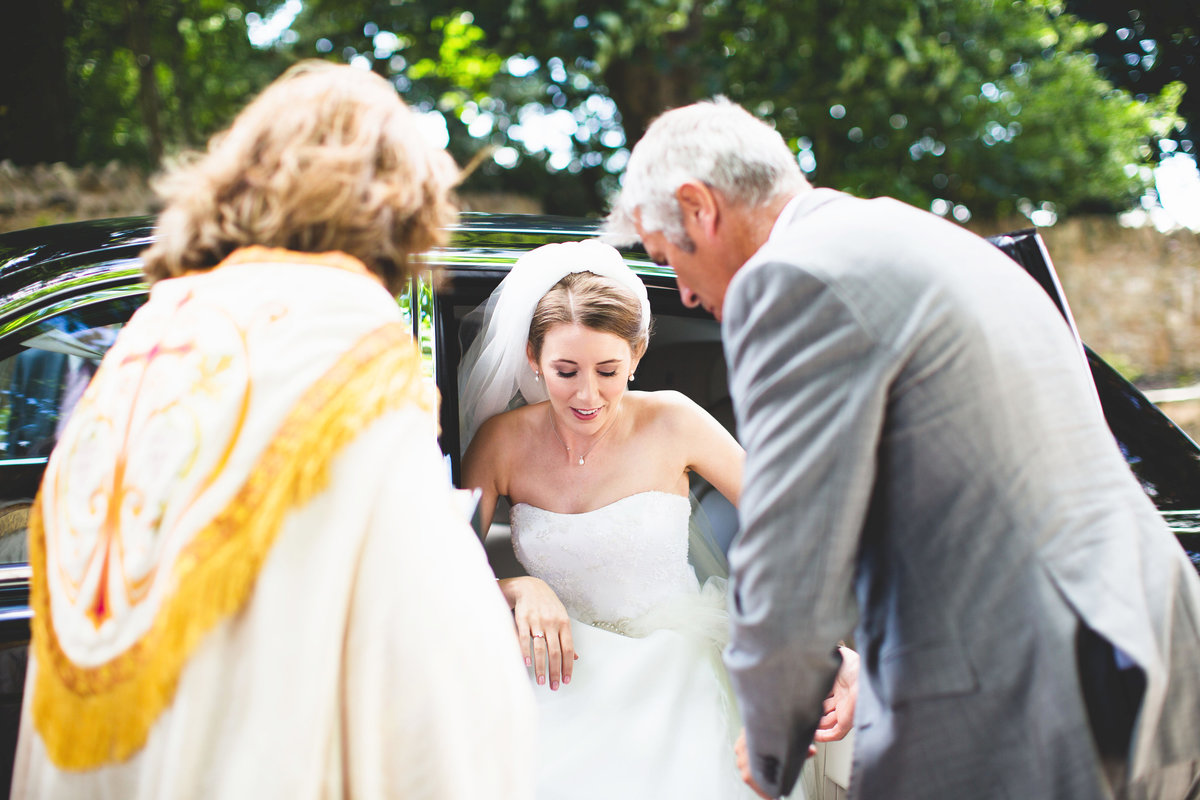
left=0, top=214, right=1198, bottom=794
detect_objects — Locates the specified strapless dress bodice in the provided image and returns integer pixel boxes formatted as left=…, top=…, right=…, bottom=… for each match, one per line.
left=510, top=491, right=700, bottom=624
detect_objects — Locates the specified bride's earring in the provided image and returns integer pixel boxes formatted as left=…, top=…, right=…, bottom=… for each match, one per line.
left=534, top=371, right=541, bottom=382
left=628, top=373, right=635, bottom=383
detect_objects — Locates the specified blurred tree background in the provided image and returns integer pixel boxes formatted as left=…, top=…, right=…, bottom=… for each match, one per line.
left=0, top=0, right=1195, bottom=224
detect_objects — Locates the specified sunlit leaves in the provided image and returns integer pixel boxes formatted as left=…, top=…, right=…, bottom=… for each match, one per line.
left=63, top=0, right=285, bottom=167
left=405, top=12, right=502, bottom=103
left=45, top=0, right=1193, bottom=224
left=709, top=0, right=1179, bottom=220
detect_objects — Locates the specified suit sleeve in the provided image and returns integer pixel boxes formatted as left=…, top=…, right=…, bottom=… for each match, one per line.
left=723, top=258, right=888, bottom=797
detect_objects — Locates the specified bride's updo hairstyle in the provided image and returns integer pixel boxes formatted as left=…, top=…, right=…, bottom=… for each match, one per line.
left=457, top=240, right=652, bottom=449
left=528, top=271, right=650, bottom=362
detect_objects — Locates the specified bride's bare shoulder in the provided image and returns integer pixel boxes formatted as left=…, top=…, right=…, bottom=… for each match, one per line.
left=464, top=404, right=548, bottom=491
left=629, top=389, right=704, bottom=413
left=627, top=390, right=709, bottom=431
left=471, top=402, right=546, bottom=451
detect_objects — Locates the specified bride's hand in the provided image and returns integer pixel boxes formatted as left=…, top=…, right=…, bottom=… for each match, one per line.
left=500, top=576, right=577, bottom=691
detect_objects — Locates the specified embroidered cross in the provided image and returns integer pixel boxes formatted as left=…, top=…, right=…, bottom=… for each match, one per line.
left=86, top=339, right=195, bottom=628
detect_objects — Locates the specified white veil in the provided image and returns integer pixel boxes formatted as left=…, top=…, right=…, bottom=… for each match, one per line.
left=457, top=238, right=729, bottom=582
left=457, top=239, right=651, bottom=452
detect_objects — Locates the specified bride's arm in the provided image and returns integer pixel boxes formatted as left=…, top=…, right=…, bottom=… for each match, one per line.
left=462, top=416, right=577, bottom=690
left=656, top=391, right=745, bottom=507
left=461, top=416, right=507, bottom=536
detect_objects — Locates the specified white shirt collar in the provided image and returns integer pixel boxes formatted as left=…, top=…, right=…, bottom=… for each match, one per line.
left=767, top=193, right=805, bottom=243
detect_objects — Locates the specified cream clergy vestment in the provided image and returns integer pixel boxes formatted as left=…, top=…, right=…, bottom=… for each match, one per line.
left=13, top=248, right=536, bottom=799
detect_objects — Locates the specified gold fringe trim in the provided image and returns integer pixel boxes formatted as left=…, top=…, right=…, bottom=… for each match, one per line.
left=30, top=321, right=430, bottom=770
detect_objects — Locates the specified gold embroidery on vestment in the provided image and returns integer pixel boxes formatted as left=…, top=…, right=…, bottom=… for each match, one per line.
left=29, top=320, right=427, bottom=769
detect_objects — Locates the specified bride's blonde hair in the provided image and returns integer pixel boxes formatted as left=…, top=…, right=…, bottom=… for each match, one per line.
left=528, top=271, right=650, bottom=361
left=141, top=60, right=459, bottom=293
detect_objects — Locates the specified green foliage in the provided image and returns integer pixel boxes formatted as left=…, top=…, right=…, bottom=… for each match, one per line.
left=472, top=0, right=1183, bottom=220
left=1066, top=1, right=1198, bottom=161
left=63, top=0, right=288, bottom=167
left=284, top=2, right=630, bottom=214
left=706, top=0, right=1180, bottom=219
left=34, top=0, right=1191, bottom=223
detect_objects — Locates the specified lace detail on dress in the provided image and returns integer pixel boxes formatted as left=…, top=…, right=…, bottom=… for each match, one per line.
left=510, top=491, right=699, bottom=625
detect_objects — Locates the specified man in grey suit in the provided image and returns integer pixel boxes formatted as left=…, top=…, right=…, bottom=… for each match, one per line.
left=605, top=97, right=1200, bottom=800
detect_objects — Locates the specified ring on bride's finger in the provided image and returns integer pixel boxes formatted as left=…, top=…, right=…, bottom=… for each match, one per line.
left=531, top=631, right=546, bottom=639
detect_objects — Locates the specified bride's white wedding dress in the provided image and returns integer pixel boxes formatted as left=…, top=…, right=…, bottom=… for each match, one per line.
left=511, top=490, right=799, bottom=800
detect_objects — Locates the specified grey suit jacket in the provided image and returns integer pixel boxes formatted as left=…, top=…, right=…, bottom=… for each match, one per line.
left=722, top=189, right=1200, bottom=799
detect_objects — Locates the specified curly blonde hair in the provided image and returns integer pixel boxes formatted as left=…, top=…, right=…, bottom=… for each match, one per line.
left=141, top=60, right=459, bottom=293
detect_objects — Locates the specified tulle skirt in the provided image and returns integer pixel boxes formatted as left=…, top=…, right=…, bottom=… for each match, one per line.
left=528, top=580, right=810, bottom=799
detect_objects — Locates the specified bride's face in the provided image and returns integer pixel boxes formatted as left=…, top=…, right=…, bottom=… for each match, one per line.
left=528, top=323, right=639, bottom=431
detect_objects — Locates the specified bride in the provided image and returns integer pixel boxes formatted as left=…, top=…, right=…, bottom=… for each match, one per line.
left=459, top=239, right=828, bottom=798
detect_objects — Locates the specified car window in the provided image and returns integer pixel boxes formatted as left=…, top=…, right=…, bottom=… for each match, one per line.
left=0, top=321, right=122, bottom=461
left=0, top=304, right=135, bottom=565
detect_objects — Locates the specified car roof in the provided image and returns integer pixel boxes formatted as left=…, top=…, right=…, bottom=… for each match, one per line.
left=0, top=213, right=672, bottom=285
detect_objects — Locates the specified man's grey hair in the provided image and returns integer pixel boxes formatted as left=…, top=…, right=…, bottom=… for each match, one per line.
left=604, top=97, right=809, bottom=248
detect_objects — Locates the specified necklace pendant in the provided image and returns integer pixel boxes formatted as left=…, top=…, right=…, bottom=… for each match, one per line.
left=577, top=456, right=585, bottom=466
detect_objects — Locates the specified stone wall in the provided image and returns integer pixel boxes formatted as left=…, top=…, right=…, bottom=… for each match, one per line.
left=0, top=160, right=160, bottom=232
left=1038, top=219, right=1200, bottom=441
left=1037, top=218, right=1200, bottom=387
left=0, top=160, right=542, bottom=234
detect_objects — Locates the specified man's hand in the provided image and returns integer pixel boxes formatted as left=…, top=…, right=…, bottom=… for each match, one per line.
left=734, top=730, right=774, bottom=799
left=814, top=645, right=859, bottom=742
left=734, top=730, right=817, bottom=799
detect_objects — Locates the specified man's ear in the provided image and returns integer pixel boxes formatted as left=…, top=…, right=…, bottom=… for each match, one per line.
left=675, top=181, right=719, bottom=238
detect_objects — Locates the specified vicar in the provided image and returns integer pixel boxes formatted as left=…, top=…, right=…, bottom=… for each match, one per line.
left=14, top=62, right=535, bottom=799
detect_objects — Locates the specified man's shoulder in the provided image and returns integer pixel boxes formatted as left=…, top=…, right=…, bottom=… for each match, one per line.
left=745, top=191, right=1008, bottom=297
left=764, top=192, right=934, bottom=255
left=725, top=243, right=838, bottom=318
left=741, top=192, right=883, bottom=279
left=723, top=194, right=958, bottom=342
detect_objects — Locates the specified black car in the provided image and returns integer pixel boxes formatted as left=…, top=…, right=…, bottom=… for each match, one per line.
left=0, top=213, right=1198, bottom=795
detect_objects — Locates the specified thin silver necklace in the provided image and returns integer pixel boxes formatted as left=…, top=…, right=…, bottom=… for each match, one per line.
left=548, top=406, right=620, bottom=466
